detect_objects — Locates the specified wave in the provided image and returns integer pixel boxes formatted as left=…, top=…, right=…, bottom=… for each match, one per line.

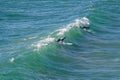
left=31, top=17, right=90, bottom=51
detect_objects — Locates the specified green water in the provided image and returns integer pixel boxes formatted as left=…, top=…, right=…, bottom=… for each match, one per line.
left=0, top=0, right=120, bottom=80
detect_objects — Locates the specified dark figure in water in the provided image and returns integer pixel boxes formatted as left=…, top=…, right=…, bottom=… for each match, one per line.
left=79, top=25, right=94, bottom=34
left=56, top=37, right=66, bottom=43
left=79, top=26, right=90, bottom=30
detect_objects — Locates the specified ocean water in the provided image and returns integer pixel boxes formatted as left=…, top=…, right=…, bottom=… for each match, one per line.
left=0, top=0, right=120, bottom=80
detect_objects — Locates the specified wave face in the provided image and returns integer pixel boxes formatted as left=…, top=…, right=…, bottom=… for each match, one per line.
left=0, top=0, right=120, bottom=80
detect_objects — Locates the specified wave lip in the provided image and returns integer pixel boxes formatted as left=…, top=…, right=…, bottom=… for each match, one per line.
left=57, top=17, right=90, bottom=36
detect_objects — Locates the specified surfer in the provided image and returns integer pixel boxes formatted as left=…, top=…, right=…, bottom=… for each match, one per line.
left=79, top=26, right=90, bottom=30
left=79, top=25, right=93, bottom=33
left=56, top=37, right=72, bottom=45
left=56, top=37, right=66, bottom=43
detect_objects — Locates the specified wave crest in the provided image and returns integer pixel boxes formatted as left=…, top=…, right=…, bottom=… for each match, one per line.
left=32, top=17, right=90, bottom=51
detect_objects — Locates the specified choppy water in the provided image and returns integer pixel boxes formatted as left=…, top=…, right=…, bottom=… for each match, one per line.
left=0, top=0, right=120, bottom=80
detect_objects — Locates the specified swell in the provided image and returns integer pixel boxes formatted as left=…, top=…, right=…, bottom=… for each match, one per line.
left=0, top=17, right=91, bottom=78
left=31, top=17, right=90, bottom=51
left=88, top=0, right=120, bottom=33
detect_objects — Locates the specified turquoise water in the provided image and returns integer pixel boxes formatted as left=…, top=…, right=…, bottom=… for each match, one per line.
left=0, top=0, right=120, bottom=80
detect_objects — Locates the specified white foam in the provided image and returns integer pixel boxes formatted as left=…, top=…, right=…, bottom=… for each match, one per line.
left=23, top=36, right=37, bottom=41
left=10, top=57, right=15, bottom=63
left=57, top=25, right=71, bottom=36
left=80, top=17, right=90, bottom=26
left=57, top=17, right=90, bottom=36
left=33, top=37, right=55, bottom=50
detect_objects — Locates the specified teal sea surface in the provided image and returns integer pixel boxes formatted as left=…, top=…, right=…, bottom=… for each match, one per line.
left=0, top=0, right=120, bottom=80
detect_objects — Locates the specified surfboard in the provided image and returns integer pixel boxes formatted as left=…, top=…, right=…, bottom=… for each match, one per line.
left=56, top=41, right=72, bottom=45
left=62, top=42, right=73, bottom=45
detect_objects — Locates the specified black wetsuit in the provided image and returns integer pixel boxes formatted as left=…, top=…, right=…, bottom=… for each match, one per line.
left=56, top=37, right=66, bottom=42
left=80, top=26, right=90, bottom=29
